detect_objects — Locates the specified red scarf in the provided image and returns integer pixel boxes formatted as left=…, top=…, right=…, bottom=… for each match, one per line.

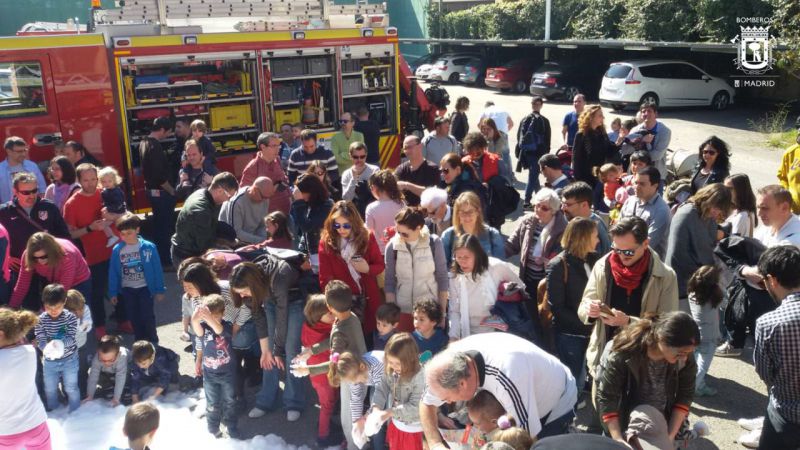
left=609, top=249, right=650, bottom=295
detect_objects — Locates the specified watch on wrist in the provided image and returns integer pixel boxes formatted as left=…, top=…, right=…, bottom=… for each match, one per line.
left=85, top=225, right=92, bottom=234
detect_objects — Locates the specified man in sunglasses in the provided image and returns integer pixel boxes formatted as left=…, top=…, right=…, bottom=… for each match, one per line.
left=330, top=112, right=364, bottom=173
left=0, top=136, right=47, bottom=204
left=341, top=142, right=378, bottom=203
left=579, top=216, right=679, bottom=387
left=219, top=176, right=275, bottom=245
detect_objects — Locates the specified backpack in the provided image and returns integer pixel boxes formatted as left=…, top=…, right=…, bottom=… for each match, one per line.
left=491, top=281, right=540, bottom=345
left=424, top=84, right=450, bottom=110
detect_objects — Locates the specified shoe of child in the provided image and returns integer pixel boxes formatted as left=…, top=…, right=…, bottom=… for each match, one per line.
left=693, top=421, right=710, bottom=438
left=106, top=235, right=120, bottom=248
left=180, top=332, right=191, bottom=342
left=208, top=427, right=221, bottom=438
left=226, top=427, right=241, bottom=440
left=715, top=342, right=743, bottom=357
left=287, top=410, right=301, bottom=422
left=248, top=407, right=267, bottom=419
left=738, top=429, right=762, bottom=448
left=737, top=417, right=764, bottom=432
left=695, top=385, right=718, bottom=397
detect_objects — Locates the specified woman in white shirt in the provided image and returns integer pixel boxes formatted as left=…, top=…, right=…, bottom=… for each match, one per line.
left=723, top=174, right=757, bottom=237
left=448, top=233, right=523, bottom=340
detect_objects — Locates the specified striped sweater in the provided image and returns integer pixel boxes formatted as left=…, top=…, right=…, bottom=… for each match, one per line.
left=349, top=351, right=385, bottom=423
left=286, top=145, right=339, bottom=184
left=35, top=310, right=79, bottom=360
left=10, top=238, right=91, bottom=308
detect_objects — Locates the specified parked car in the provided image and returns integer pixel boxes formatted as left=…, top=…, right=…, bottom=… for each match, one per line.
left=484, top=59, right=537, bottom=93
left=459, top=57, right=489, bottom=86
left=428, top=56, right=477, bottom=83
left=409, top=53, right=439, bottom=73
left=599, top=60, right=735, bottom=111
left=529, top=61, right=604, bottom=101
left=414, top=52, right=476, bottom=81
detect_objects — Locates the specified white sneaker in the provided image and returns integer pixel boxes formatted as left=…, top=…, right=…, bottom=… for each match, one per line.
left=179, top=332, right=191, bottom=342
left=738, top=429, right=762, bottom=448
left=693, top=420, right=710, bottom=438
left=287, top=410, right=301, bottom=422
left=715, top=342, right=743, bottom=357
left=248, top=407, right=266, bottom=419
left=738, top=417, right=764, bottom=432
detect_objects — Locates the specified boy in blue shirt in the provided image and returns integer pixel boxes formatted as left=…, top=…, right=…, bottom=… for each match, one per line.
left=372, top=302, right=400, bottom=351
left=130, top=341, right=179, bottom=404
left=412, top=298, right=448, bottom=358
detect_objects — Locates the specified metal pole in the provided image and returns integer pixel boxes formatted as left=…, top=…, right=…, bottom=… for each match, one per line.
left=544, top=0, right=551, bottom=60
left=438, top=0, right=443, bottom=53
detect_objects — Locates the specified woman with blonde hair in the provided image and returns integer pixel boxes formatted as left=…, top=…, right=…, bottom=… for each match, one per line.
left=10, top=232, right=91, bottom=310
left=441, top=191, right=504, bottom=266
left=571, top=105, right=620, bottom=186
left=319, top=200, right=385, bottom=335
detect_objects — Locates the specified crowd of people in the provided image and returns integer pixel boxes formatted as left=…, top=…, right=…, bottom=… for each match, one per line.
left=0, top=97, right=799, bottom=450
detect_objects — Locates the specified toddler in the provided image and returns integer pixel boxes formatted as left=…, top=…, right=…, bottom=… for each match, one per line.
left=484, top=427, right=534, bottom=450
left=35, top=283, right=80, bottom=412
left=122, top=402, right=160, bottom=450
left=189, top=119, right=217, bottom=172
left=98, top=166, right=126, bottom=247
left=599, top=163, right=623, bottom=208
left=373, top=302, right=400, bottom=351
left=64, top=289, right=93, bottom=396
left=467, top=390, right=519, bottom=447
left=412, top=298, right=448, bottom=358
left=85, top=335, right=130, bottom=406
left=607, top=117, right=622, bottom=143
left=622, top=150, right=653, bottom=193
left=688, top=265, right=723, bottom=397
left=130, top=340, right=179, bottom=404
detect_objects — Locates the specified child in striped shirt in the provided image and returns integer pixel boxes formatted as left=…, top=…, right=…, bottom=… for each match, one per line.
left=329, top=350, right=385, bottom=445
left=35, top=283, right=80, bottom=412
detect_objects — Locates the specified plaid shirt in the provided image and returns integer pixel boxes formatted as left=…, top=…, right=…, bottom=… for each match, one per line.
left=755, top=292, right=800, bottom=423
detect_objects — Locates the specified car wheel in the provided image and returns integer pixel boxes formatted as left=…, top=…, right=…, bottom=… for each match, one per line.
left=611, top=104, right=626, bottom=112
left=711, top=91, right=730, bottom=111
left=514, top=80, right=528, bottom=94
left=639, top=93, right=659, bottom=108
left=564, top=86, right=581, bottom=101
left=448, top=72, right=460, bottom=83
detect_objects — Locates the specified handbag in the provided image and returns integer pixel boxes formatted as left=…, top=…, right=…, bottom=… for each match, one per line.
left=536, top=257, right=567, bottom=352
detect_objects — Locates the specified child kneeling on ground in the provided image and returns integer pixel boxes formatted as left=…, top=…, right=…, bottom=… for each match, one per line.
left=84, top=335, right=130, bottom=406
left=129, top=341, right=179, bottom=404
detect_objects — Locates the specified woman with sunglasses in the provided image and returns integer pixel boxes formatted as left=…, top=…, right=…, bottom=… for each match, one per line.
left=594, top=311, right=700, bottom=448
left=306, top=160, right=341, bottom=201
left=448, top=233, right=522, bottom=340
left=365, top=169, right=405, bottom=254
left=441, top=191, right=505, bottom=267
left=291, top=173, right=334, bottom=273
left=318, top=200, right=385, bottom=335
left=384, top=207, right=449, bottom=331
left=9, top=232, right=91, bottom=310
left=690, top=136, right=730, bottom=194
left=438, top=153, right=488, bottom=210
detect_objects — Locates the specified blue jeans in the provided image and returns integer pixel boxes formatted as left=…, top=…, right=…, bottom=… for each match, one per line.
left=759, top=401, right=800, bottom=450
left=43, top=352, right=80, bottom=412
left=147, top=190, right=176, bottom=266
left=523, top=151, right=541, bottom=203
left=555, top=332, right=589, bottom=393
left=231, top=320, right=259, bottom=354
left=204, top=370, right=238, bottom=432
left=539, top=410, right=575, bottom=439
left=500, top=148, right=514, bottom=184
left=694, top=340, right=716, bottom=390
left=255, top=300, right=305, bottom=411
left=121, top=286, right=158, bottom=343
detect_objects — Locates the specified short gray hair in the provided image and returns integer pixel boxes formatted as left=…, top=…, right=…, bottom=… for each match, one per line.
left=257, top=132, right=281, bottom=148
left=430, top=350, right=471, bottom=390
left=420, top=187, right=448, bottom=210
left=533, top=187, right=561, bottom=212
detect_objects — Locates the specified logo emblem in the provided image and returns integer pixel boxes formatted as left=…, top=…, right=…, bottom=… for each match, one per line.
left=38, top=210, right=48, bottom=221
left=732, top=26, right=775, bottom=75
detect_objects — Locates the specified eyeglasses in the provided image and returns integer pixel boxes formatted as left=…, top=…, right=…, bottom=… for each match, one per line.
left=32, top=254, right=48, bottom=261
left=439, top=168, right=450, bottom=174
left=458, top=209, right=477, bottom=217
left=351, top=154, right=367, bottom=160
left=534, top=204, right=551, bottom=212
left=8, top=147, right=28, bottom=154
left=17, top=188, right=38, bottom=196
left=611, top=246, right=639, bottom=257
left=702, top=150, right=717, bottom=155
left=425, top=208, right=437, bottom=217
left=333, top=222, right=352, bottom=230
left=561, top=200, right=578, bottom=209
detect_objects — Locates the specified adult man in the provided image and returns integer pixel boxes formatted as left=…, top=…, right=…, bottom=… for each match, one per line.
left=330, top=112, right=364, bottom=173
left=64, top=140, right=102, bottom=167
left=480, top=101, right=514, bottom=134
left=517, top=97, right=551, bottom=207
left=420, top=333, right=576, bottom=446
left=624, top=102, right=672, bottom=181
left=278, top=123, right=295, bottom=168
left=172, top=118, right=191, bottom=183
left=140, top=116, right=177, bottom=267
left=421, top=117, right=460, bottom=165
left=286, top=129, right=339, bottom=185
left=619, top=166, right=671, bottom=259
left=420, top=186, right=451, bottom=236
left=561, top=94, right=585, bottom=149
left=579, top=216, right=679, bottom=382
left=0, top=137, right=46, bottom=204
left=341, top=142, right=378, bottom=202
left=560, top=182, right=611, bottom=255
left=170, top=172, right=239, bottom=268
left=395, top=135, right=440, bottom=206
left=354, top=105, right=381, bottom=165
left=240, top=132, right=291, bottom=215
left=753, top=245, right=800, bottom=449
left=64, top=164, right=127, bottom=337
left=538, top=154, right=570, bottom=193
left=176, top=140, right=218, bottom=201
left=777, top=117, right=800, bottom=213
left=219, top=176, right=274, bottom=245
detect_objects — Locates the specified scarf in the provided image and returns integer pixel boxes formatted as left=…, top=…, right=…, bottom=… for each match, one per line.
left=340, top=237, right=362, bottom=286
left=609, top=248, right=650, bottom=295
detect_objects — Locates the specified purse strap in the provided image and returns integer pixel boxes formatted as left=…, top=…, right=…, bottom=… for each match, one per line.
left=15, top=205, right=47, bottom=233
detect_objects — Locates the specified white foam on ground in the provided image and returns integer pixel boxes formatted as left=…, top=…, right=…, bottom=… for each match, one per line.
left=47, top=390, right=317, bottom=450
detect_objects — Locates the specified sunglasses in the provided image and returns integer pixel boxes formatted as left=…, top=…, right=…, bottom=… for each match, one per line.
left=17, top=188, right=38, bottom=196
left=702, top=150, right=717, bottom=155
left=439, top=168, right=450, bottom=174
left=611, top=246, right=638, bottom=257
left=333, top=223, right=352, bottom=230
left=351, top=154, right=366, bottom=160
left=33, top=254, right=48, bottom=261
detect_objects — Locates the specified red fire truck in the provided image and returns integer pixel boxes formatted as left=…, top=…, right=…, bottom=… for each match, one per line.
left=0, top=0, right=438, bottom=211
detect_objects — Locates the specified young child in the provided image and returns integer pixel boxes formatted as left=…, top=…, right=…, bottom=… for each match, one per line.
left=129, top=340, right=179, bottom=404
left=35, top=283, right=80, bottom=412
left=688, top=265, right=723, bottom=397
left=599, top=163, right=623, bottom=208
left=371, top=333, right=426, bottom=450
left=329, top=351, right=385, bottom=445
left=109, top=213, right=166, bottom=343
left=64, top=289, right=93, bottom=396
left=373, top=303, right=401, bottom=351
left=191, top=294, right=239, bottom=439
left=607, top=117, right=622, bottom=143
left=189, top=119, right=217, bottom=172
left=85, top=335, right=130, bottom=406
left=622, top=150, right=653, bottom=194
left=300, top=294, right=340, bottom=447
left=412, top=298, right=448, bottom=358
left=467, top=390, right=517, bottom=447
left=484, top=427, right=534, bottom=450
left=122, top=402, right=160, bottom=450
left=98, top=166, right=126, bottom=247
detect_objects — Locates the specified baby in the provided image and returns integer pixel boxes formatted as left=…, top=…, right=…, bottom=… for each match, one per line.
left=98, top=166, right=126, bottom=247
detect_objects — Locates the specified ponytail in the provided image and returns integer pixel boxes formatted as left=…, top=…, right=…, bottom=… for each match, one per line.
left=611, top=313, right=658, bottom=354
left=612, top=311, right=701, bottom=354
left=327, top=351, right=366, bottom=387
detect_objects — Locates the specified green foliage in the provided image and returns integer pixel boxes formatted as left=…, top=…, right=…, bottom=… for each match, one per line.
left=570, top=0, right=626, bottom=39
left=620, top=0, right=698, bottom=41
left=771, top=0, right=800, bottom=79
left=691, top=0, right=773, bottom=41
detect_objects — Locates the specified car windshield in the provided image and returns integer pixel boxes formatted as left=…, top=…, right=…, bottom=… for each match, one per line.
left=502, top=59, right=525, bottom=68
left=605, top=64, right=632, bottom=78
left=535, top=63, right=562, bottom=74
left=434, top=59, right=448, bottom=66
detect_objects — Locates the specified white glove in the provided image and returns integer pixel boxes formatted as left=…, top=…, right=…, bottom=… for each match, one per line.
left=352, top=421, right=368, bottom=449
left=365, top=409, right=387, bottom=437
left=43, top=339, right=65, bottom=360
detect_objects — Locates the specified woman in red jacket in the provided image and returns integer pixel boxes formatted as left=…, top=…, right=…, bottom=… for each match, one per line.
left=318, top=200, right=385, bottom=335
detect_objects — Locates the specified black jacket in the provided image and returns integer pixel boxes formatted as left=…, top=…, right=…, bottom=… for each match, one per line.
left=516, top=112, right=551, bottom=161
left=0, top=198, right=71, bottom=258
left=485, top=175, right=520, bottom=228
left=572, top=129, right=619, bottom=186
left=546, top=252, right=595, bottom=336
left=689, top=163, right=729, bottom=194
left=450, top=111, right=469, bottom=143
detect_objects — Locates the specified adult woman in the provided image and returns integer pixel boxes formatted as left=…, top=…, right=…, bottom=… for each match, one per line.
left=318, top=200, right=385, bottom=334
left=448, top=234, right=522, bottom=340
left=10, top=232, right=91, bottom=310
left=384, top=207, right=449, bottom=331
left=44, top=156, right=79, bottom=212
left=0, top=309, right=51, bottom=449
left=723, top=174, right=757, bottom=237
left=571, top=105, right=620, bottom=187
left=665, top=183, right=732, bottom=311
left=449, top=96, right=469, bottom=143
left=291, top=172, right=334, bottom=273
left=441, top=191, right=504, bottom=266
left=438, top=153, right=488, bottom=209
left=479, top=117, right=512, bottom=182
left=546, top=217, right=599, bottom=391
left=306, top=160, right=341, bottom=201
left=690, top=136, right=731, bottom=194
left=365, top=169, right=405, bottom=254
left=595, top=311, right=699, bottom=447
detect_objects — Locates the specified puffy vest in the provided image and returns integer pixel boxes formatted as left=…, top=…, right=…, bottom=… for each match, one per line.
left=391, top=227, right=438, bottom=313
